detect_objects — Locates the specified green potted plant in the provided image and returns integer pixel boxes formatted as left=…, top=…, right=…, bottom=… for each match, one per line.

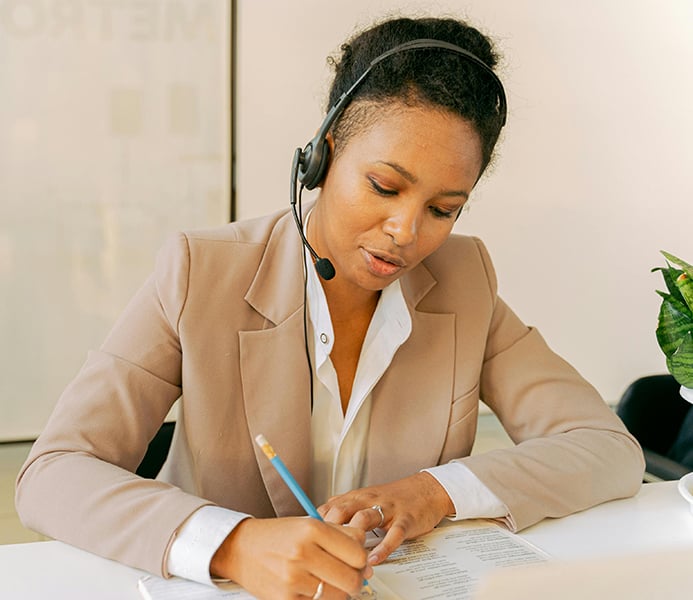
left=653, top=251, right=693, bottom=402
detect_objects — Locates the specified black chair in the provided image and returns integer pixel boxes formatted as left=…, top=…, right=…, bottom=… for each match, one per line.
left=616, top=374, right=693, bottom=481
left=136, top=421, right=175, bottom=479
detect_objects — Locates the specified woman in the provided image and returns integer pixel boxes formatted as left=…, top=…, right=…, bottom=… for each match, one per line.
left=16, top=15, right=644, bottom=600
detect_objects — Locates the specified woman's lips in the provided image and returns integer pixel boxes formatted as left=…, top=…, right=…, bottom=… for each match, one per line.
left=361, top=248, right=406, bottom=277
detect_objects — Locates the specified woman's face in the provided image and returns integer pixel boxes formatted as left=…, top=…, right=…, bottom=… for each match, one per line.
left=309, top=103, right=483, bottom=298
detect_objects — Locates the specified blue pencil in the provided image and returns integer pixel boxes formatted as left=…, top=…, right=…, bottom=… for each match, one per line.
left=255, top=434, right=376, bottom=598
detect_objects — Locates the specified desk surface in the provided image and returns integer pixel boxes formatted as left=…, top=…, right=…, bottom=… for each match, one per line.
left=2, top=481, right=693, bottom=599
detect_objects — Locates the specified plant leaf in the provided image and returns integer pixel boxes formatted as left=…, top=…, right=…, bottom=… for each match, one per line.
left=652, top=265, right=685, bottom=300
left=656, top=295, right=693, bottom=357
left=666, top=330, right=693, bottom=388
left=676, top=273, right=693, bottom=313
left=661, top=251, right=693, bottom=280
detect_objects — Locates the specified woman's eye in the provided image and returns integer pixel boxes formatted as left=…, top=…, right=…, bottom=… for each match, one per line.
left=367, top=177, right=398, bottom=196
left=430, top=206, right=455, bottom=219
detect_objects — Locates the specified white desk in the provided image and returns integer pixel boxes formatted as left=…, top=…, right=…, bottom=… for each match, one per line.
left=521, top=479, right=693, bottom=559
left=2, top=481, right=693, bottom=599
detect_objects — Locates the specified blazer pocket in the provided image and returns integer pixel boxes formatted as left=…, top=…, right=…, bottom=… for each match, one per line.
left=449, top=383, right=480, bottom=427
left=439, top=384, right=482, bottom=464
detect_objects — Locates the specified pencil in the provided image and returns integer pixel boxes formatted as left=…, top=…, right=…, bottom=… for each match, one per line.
left=254, top=434, right=376, bottom=599
left=255, top=433, right=320, bottom=519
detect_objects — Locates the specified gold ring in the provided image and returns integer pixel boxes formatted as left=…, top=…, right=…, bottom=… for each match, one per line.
left=371, top=504, right=385, bottom=528
left=312, top=580, right=324, bottom=600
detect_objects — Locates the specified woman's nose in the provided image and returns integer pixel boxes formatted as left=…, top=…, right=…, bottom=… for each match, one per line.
left=382, top=202, right=419, bottom=247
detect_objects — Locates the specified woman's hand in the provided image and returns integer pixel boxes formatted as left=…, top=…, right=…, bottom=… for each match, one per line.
left=318, top=472, right=454, bottom=566
left=211, top=516, right=372, bottom=599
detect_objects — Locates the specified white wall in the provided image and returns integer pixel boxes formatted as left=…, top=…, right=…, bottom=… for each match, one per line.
left=236, top=0, right=692, bottom=404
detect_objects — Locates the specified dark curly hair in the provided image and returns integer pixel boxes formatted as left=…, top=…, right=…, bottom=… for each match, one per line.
left=327, top=16, right=504, bottom=176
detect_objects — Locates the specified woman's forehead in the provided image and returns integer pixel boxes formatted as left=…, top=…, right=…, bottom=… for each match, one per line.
left=333, top=98, right=480, bottom=153
left=342, top=102, right=481, bottom=154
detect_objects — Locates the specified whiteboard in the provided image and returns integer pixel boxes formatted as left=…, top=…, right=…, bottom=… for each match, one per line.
left=0, top=0, right=232, bottom=440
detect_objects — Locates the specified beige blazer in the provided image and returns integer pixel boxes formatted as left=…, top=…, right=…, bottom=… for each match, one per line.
left=16, top=207, right=644, bottom=577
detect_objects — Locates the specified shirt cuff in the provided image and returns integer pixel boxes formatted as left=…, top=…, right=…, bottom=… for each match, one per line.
left=423, top=462, right=509, bottom=521
left=167, top=505, right=251, bottom=586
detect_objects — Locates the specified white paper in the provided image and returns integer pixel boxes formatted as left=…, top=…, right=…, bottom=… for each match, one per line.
left=137, top=575, right=381, bottom=599
left=373, top=521, right=549, bottom=600
left=138, top=576, right=256, bottom=599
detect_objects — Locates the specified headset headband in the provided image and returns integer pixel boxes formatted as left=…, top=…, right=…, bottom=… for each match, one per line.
left=297, top=37, right=507, bottom=190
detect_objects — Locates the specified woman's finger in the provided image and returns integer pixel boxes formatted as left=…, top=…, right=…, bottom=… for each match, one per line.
left=320, top=491, right=381, bottom=525
left=211, top=517, right=370, bottom=598
left=320, top=501, right=352, bottom=525
left=367, top=520, right=408, bottom=565
left=348, top=503, right=388, bottom=532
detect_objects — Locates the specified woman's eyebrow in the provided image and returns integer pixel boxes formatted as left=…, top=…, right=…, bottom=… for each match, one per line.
left=377, top=160, right=470, bottom=199
left=378, top=160, right=418, bottom=183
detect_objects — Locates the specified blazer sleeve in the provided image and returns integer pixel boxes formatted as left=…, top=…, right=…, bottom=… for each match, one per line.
left=458, top=239, right=645, bottom=531
left=15, top=232, right=214, bottom=577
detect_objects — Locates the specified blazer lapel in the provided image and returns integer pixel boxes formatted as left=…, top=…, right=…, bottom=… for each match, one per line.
left=240, top=210, right=312, bottom=517
left=239, top=209, right=457, bottom=503
left=365, top=263, right=456, bottom=485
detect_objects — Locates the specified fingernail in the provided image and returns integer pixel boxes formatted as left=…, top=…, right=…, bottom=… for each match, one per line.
left=368, top=553, right=379, bottom=565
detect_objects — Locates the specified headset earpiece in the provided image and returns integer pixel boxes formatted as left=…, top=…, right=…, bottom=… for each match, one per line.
left=298, top=136, right=330, bottom=190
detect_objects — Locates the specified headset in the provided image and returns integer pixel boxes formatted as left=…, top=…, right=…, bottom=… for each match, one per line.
left=290, top=38, right=508, bottom=281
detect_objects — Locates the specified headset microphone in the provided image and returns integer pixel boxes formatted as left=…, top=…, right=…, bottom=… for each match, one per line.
left=290, top=148, right=336, bottom=280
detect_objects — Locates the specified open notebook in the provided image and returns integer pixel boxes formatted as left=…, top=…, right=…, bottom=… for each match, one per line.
left=138, top=520, right=548, bottom=600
